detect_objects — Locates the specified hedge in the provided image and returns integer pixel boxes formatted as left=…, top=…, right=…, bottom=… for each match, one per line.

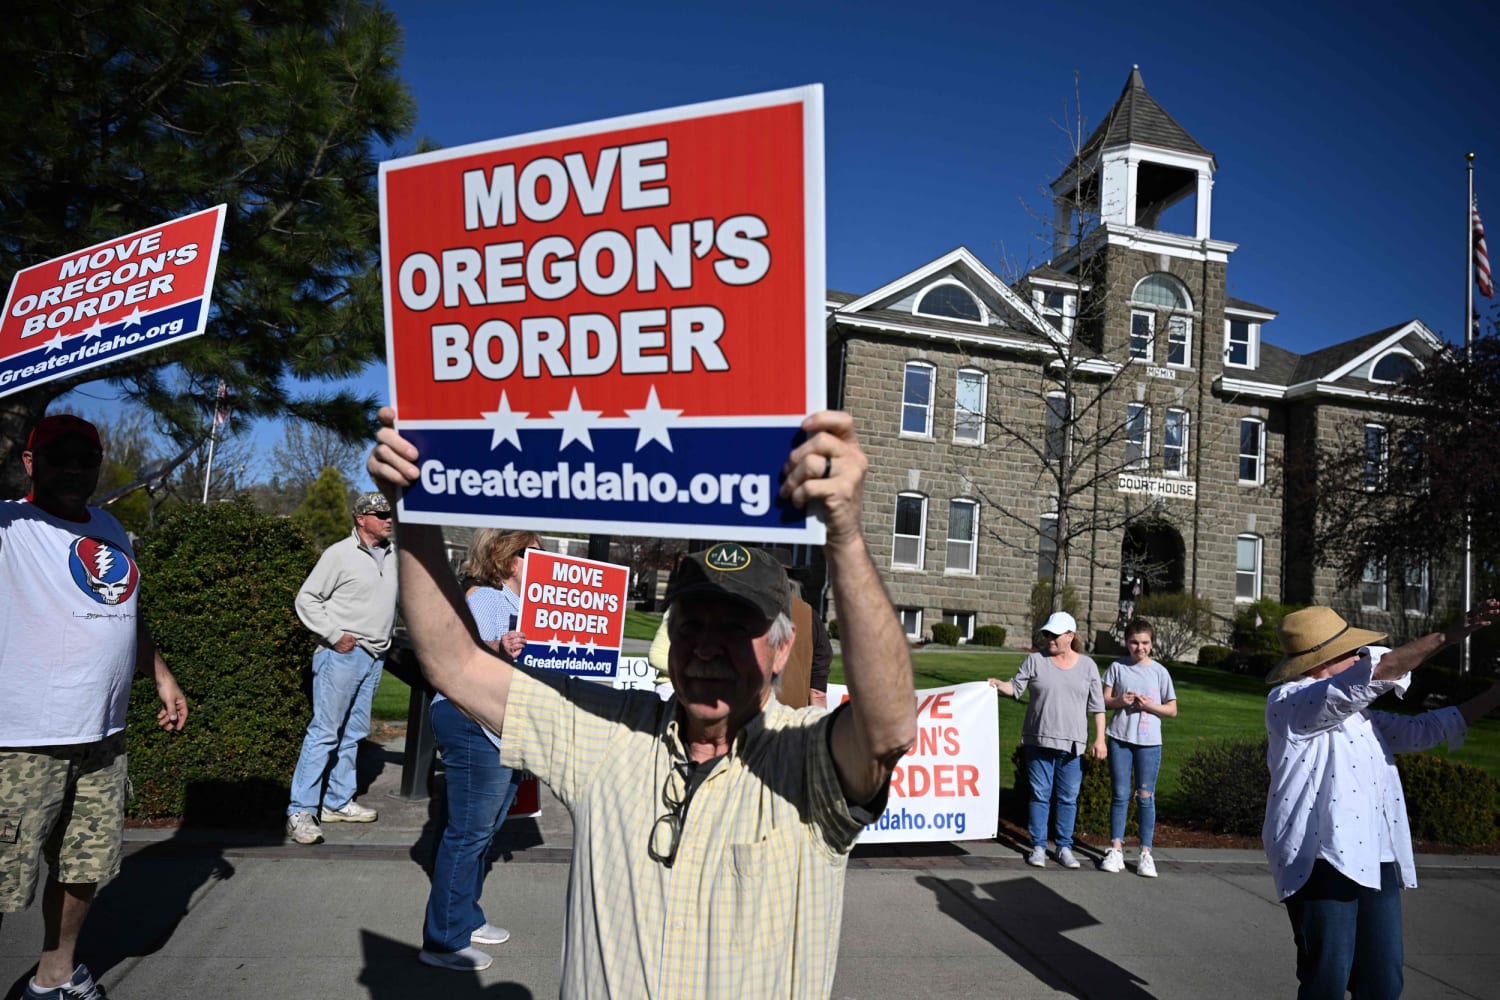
left=127, top=498, right=320, bottom=824
left=931, top=622, right=961, bottom=645
left=971, top=624, right=1008, bottom=647
left=1179, top=737, right=1268, bottom=835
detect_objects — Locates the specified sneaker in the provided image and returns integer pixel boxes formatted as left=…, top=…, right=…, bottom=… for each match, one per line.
left=321, top=800, right=378, bottom=823
left=24, top=964, right=107, bottom=999
left=1137, top=851, right=1158, bottom=878
left=1025, top=845, right=1047, bottom=867
left=419, top=946, right=494, bottom=972
left=1099, top=847, right=1125, bottom=873
left=471, top=922, right=511, bottom=945
left=286, top=810, right=323, bottom=844
left=1056, top=847, right=1082, bottom=869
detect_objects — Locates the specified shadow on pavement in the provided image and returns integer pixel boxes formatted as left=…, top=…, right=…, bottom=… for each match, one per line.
left=359, top=930, right=535, bottom=999
left=915, top=875, right=1155, bottom=999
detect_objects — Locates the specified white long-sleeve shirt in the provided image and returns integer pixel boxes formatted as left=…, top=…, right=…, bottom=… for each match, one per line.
left=1262, top=648, right=1467, bottom=900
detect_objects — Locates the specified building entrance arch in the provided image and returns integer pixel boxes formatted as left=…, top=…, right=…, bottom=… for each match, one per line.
left=1118, top=519, right=1186, bottom=630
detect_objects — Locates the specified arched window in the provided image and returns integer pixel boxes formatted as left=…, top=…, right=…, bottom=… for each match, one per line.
left=1370, top=352, right=1419, bottom=385
left=1131, top=273, right=1191, bottom=310
left=915, top=282, right=983, bottom=323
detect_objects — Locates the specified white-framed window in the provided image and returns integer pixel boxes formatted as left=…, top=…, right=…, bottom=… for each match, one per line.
left=1125, top=403, right=1150, bottom=469
left=1401, top=564, right=1430, bottom=616
left=1045, top=391, right=1069, bottom=464
left=1129, top=311, right=1154, bottom=362
left=1166, top=315, right=1192, bottom=368
left=1033, top=288, right=1075, bottom=338
left=901, top=362, right=935, bottom=436
left=1370, top=351, right=1419, bottom=385
left=1235, top=534, right=1262, bottom=602
left=1225, top=319, right=1259, bottom=369
left=1133, top=273, right=1191, bottom=309
left=942, top=610, right=976, bottom=642
left=1038, top=513, right=1058, bottom=581
left=1163, top=408, right=1190, bottom=476
left=1360, top=560, right=1387, bottom=611
left=953, top=368, right=987, bottom=444
left=914, top=282, right=984, bottom=324
left=1238, top=418, right=1265, bottom=485
left=897, top=607, right=924, bottom=640
left=945, top=498, right=979, bottom=575
left=1363, top=424, right=1388, bottom=491
left=892, top=492, right=928, bottom=569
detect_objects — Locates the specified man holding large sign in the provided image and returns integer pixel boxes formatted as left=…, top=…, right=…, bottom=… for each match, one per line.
left=378, top=87, right=825, bottom=543
left=367, top=404, right=914, bottom=999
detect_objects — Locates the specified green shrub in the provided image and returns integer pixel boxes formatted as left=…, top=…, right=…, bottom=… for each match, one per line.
left=1136, top=592, right=1215, bottom=661
left=128, top=498, right=320, bottom=823
left=971, top=624, right=1008, bottom=647
left=1397, top=754, right=1498, bottom=846
left=1179, top=737, right=1269, bottom=835
left=1232, top=598, right=1301, bottom=658
left=930, top=622, right=961, bottom=645
left=1029, top=580, right=1080, bottom=639
left=1198, top=644, right=1233, bottom=668
left=828, top=619, right=839, bottom=640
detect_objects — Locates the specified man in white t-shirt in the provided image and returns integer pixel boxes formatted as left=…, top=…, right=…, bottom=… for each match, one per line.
left=0, top=414, right=188, bottom=1000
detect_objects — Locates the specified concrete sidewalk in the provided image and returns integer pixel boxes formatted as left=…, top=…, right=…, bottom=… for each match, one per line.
left=3, top=734, right=1497, bottom=999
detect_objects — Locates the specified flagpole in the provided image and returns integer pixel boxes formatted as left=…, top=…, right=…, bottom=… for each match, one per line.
left=1462, top=153, right=1475, bottom=675
left=201, top=415, right=218, bottom=504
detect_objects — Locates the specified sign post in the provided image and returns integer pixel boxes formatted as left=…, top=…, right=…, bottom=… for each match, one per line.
left=379, top=87, right=825, bottom=544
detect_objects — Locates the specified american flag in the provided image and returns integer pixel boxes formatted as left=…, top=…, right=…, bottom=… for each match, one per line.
left=212, top=378, right=229, bottom=428
left=1475, top=198, right=1494, bottom=299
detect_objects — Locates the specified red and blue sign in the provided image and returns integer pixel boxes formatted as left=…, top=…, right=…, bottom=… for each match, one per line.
left=379, top=87, right=825, bottom=543
left=516, top=550, right=629, bottom=677
left=0, top=206, right=227, bottom=399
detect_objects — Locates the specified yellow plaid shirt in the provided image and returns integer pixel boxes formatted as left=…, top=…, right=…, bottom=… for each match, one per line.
left=501, top=669, right=873, bottom=999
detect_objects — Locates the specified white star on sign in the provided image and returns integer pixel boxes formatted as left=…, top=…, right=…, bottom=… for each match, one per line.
left=584, top=638, right=598, bottom=656
left=481, top=391, right=528, bottom=451
left=566, top=635, right=580, bottom=655
left=122, top=307, right=144, bottom=329
left=624, top=386, right=683, bottom=452
left=82, top=319, right=106, bottom=341
left=552, top=389, right=601, bottom=452
left=44, top=331, right=66, bottom=353
left=547, top=633, right=561, bottom=653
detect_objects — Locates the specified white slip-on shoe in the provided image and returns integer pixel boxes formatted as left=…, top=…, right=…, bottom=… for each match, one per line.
left=1056, top=847, right=1082, bottom=869
left=471, top=923, right=511, bottom=945
left=1025, top=845, right=1047, bottom=867
left=419, top=947, right=494, bottom=972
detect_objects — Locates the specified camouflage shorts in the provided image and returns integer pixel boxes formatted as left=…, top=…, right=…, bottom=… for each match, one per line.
left=0, top=733, right=127, bottom=912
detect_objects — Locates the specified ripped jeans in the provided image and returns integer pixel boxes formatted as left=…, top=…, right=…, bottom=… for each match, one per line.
left=1106, top=737, right=1161, bottom=848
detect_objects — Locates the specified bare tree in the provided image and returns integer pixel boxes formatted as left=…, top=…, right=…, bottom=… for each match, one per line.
left=271, top=420, right=366, bottom=491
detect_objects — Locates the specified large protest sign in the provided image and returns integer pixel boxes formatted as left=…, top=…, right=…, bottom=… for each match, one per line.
left=828, top=681, right=999, bottom=843
left=0, top=206, right=227, bottom=399
left=516, top=549, right=629, bottom=677
left=379, top=87, right=825, bottom=543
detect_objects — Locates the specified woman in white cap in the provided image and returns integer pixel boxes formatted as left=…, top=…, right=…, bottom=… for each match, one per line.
left=989, top=611, right=1106, bottom=869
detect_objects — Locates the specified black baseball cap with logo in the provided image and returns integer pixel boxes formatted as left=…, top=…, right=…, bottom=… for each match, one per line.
left=664, top=543, right=790, bottom=621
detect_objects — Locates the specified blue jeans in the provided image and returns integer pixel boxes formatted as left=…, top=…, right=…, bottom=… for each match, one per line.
left=1107, top=737, right=1162, bottom=848
left=423, top=697, right=521, bottom=953
left=287, top=645, right=383, bottom=815
left=1284, top=860, right=1403, bottom=1000
left=1025, top=745, right=1083, bottom=850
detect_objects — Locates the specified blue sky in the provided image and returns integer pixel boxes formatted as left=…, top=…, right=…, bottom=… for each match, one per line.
left=66, top=0, right=1500, bottom=478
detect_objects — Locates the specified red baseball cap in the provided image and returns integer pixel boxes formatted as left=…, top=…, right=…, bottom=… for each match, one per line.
left=26, top=414, right=102, bottom=453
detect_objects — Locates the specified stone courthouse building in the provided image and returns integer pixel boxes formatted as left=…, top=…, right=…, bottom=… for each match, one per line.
left=822, top=68, right=1447, bottom=649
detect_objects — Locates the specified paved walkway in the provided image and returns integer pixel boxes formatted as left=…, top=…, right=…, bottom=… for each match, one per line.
left=3, top=733, right=1498, bottom=999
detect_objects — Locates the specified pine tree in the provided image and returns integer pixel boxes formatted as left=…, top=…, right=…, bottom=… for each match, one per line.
left=294, top=466, right=354, bottom=550
left=0, top=0, right=415, bottom=497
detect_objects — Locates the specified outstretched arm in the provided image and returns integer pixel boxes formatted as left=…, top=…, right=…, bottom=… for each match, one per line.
left=367, top=407, right=514, bottom=735
left=1373, top=598, right=1500, bottom=681
left=782, top=411, right=916, bottom=803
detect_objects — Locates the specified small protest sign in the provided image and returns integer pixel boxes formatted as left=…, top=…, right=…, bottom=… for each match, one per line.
left=827, top=682, right=1000, bottom=843
left=0, top=206, right=227, bottom=399
left=516, top=549, right=629, bottom=677
left=379, top=86, right=825, bottom=543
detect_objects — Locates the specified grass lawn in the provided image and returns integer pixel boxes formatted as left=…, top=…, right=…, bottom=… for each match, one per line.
left=833, top=650, right=1500, bottom=818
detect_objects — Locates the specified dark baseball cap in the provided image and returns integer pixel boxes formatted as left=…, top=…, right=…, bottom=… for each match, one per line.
left=27, top=414, right=102, bottom=453
left=664, top=543, right=791, bottom=622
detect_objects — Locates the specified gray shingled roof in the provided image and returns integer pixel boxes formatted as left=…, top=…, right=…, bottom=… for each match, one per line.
left=1020, top=263, right=1080, bottom=285
left=1225, top=295, right=1278, bottom=316
left=1252, top=341, right=1301, bottom=387
left=1071, top=67, right=1214, bottom=171
left=1290, top=323, right=1412, bottom=383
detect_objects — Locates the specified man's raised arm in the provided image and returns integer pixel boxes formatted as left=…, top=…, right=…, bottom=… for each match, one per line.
left=368, top=407, right=514, bottom=735
left=782, top=411, right=916, bottom=803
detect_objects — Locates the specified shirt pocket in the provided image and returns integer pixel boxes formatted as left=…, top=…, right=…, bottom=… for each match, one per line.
left=717, top=825, right=801, bottom=954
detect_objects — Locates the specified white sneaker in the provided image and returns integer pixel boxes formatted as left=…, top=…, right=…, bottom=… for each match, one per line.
left=321, top=800, right=378, bottom=823
left=419, top=946, right=493, bottom=972
left=286, top=810, right=323, bottom=845
left=1137, top=851, right=1158, bottom=878
left=1025, top=846, right=1047, bottom=867
left=471, top=922, right=511, bottom=945
left=1100, top=847, right=1125, bottom=873
left=1056, top=847, right=1082, bottom=869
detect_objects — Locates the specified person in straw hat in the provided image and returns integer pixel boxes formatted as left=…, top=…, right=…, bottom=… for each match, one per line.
left=1263, top=599, right=1500, bottom=999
